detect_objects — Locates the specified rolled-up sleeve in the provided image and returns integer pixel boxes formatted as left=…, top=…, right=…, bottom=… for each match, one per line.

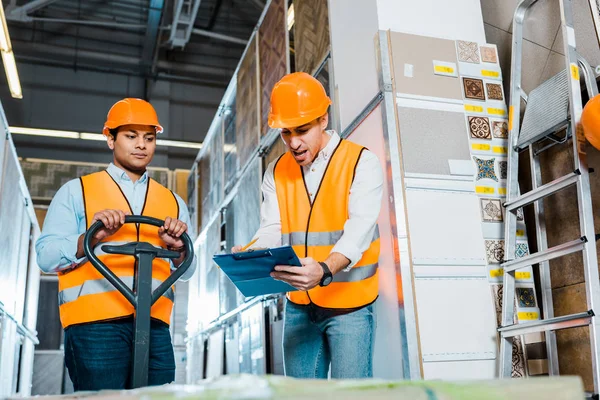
left=331, top=150, right=383, bottom=267
left=35, top=179, right=86, bottom=273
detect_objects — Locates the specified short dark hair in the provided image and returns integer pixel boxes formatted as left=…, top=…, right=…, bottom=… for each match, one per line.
left=109, top=128, right=119, bottom=139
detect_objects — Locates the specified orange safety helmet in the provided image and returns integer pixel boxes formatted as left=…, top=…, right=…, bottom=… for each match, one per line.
left=268, top=72, right=332, bottom=129
left=103, top=98, right=164, bottom=136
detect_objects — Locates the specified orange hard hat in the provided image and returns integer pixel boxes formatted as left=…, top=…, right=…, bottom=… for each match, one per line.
left=103, top=98, right=163, bottom=136
left=268, top=72, right=331, bottom=129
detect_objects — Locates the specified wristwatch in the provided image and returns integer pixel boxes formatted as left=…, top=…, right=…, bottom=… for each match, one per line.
left=319, top=262, right=333, bottom=287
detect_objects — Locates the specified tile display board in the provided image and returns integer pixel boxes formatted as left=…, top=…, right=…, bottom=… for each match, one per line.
left=293, top=0, right=330, bottom=74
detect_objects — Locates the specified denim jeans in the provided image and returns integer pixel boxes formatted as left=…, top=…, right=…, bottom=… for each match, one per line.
left=282, top=300, right=376, bottom=379
left=64, top=318, right=175, bottom=391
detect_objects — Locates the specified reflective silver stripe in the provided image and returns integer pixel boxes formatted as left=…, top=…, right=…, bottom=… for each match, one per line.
left=282, top=225, right=380, bottom=247
left=58, top=276, right=174, bottom=306
left=333, top=263, right=378, bottom=283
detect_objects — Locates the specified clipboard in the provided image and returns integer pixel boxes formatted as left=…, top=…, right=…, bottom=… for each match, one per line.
left=212, top=245, right=302, bottom=297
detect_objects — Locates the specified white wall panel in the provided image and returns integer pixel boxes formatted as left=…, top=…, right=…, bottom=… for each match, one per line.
left=406, top=188, right=486, bottom=266
left=423, top=359, right=497, bottom=380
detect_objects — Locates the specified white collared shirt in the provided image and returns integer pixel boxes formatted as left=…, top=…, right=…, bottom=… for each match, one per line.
left=252, top=131, right=383, bottom=268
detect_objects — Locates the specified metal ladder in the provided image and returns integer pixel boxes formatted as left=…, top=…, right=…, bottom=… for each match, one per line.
left=500, top=0, right=600, bottom=393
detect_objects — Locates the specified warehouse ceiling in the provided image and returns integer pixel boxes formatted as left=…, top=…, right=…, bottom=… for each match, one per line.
left=4, top=0, right=264, bottom=87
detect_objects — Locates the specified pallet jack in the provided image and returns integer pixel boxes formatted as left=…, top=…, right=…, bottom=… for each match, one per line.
left=83, top=215, right=194, bottom=389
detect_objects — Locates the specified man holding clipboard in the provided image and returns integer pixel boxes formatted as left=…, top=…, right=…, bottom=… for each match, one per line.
left=232, top=72, right=383, bottom=379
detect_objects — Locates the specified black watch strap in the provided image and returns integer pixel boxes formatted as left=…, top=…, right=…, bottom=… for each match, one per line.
left=319, top=262, right=333, bottom=287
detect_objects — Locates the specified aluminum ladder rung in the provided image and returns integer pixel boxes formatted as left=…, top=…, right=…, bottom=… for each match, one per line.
left=504, top=170, right=580, bottom=212
left=502, top=237, right=587, bottom=273
left=499, top=310, right=594, bottom=337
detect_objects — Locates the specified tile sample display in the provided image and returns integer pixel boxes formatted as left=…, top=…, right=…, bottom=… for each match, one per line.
left=480, top=46, right=498, bottom=63
left=515, top=243, right=529, bottom=259
left=516, top=288, right=537, bottom=308
left=294, top=0, right=330, bottom=74
left=492, top=120, right=508, bottom=139
left=457, top=40, right=480, bottom=63
left=259, top=0, right=288, bottom=136
left=485, top=239, right=505, bottom=264
left=236, top=36, right=261, bottom=169
left=474, top=156, right=498, bottom=181
left=498, top=160, right=507, bottom=180
left=468, top=116, right=491, bottom=140
left=463, top=77, right=486, bottom=100
left=398, top=107, right=471, bottom=175
left=481, top=198, right=503, bottom=222
left=486, top=83, right=504, bottom=101
left=389, top=32, right=462, bottom=100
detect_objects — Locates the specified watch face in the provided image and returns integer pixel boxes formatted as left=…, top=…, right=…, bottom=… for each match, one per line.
left=323, top=275, right=333, bottom=286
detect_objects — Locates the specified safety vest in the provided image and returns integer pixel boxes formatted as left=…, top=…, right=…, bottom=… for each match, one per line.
left=57, top=171, right=179, bottom=328
left=273, top=139, right=380, bottom=308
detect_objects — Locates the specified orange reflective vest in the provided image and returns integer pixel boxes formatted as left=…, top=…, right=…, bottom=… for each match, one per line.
left=58, top=171, right=179, bottom=328
left=273, top=139, right=380, bottom=308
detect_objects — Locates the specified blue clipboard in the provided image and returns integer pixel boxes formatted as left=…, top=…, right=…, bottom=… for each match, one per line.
left=212, top=246, right=302, bottom=297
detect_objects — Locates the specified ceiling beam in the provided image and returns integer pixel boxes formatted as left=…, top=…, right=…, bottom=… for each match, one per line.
left=5, top=0, right=61, bottom=22
left=141, top=0, right=164, bottom=71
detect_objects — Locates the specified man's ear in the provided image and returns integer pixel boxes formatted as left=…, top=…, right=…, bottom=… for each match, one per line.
left=106, top=134, right=115, bottom=150
left=320, top=113, right=329, bottom=130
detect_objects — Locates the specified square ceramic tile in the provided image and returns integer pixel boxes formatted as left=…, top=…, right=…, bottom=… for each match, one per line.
left=516, top=287, right=537, bottom=308
left=499, top=160, right=507, bottom=180
left=480, top=46, right=498, bottom=63
left=468, top=116, right=491, bottom=140
left=463, top=77, right=485, bottom=100
left=481, top=198, right=503, bottom=222
left=485, top=239, right=505, bottom=264
left=515, top=243, right=529, bottom=258
left=517, top=208, right=524, bottom=221
left=474, top=156, right=498, bottom=181
left=457, top=40, right=480, bottom=63
left=492, top=120, right=508, bottom=139
left=486, top=83, right=504, bottom=101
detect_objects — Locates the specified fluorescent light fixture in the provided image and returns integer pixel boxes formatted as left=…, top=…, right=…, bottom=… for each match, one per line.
left=10, top=126, right=79, bottom=139
left=10, top=126, right=205, bottom=150
left=0, top=2, right=22, bottom=99
left=287, top=4, right=294, bottom=31
left=79, top=132, right=107, bottom=141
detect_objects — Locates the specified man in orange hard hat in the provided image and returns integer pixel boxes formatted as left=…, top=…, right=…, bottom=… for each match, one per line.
left=36, top=98, right=196, bottom=390
left=233, top=72, right=383, bottom=378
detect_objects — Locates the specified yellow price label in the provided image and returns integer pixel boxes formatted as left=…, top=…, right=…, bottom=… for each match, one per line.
left=518, top=311, right=539, bottom=321
left=482, top=70, right=500, bottom=78
left=508, top=106, right=514, bottom=131
left=516, top=230, right=525, bottom=237
left=571, top=64, right=580, bottom=81
left=435, top=65, right=454, bottom=74
left=488, top=108, right=506, bottom=116
left=476, top=186, right=495, bottom=194
left=493, top=146, right=507, bottom=154
left=516, top=271, right=531, bottom=280
left=489, top=269, right=503, bottom=278
left=498, top=187, right=507, bottom=195
left=472, top=143, right=491, bottom=151
left=465, top=104, right=484, bottom=113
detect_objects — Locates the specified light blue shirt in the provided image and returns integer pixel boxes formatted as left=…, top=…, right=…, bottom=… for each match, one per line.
left=36, top=163, right=196, bottom=281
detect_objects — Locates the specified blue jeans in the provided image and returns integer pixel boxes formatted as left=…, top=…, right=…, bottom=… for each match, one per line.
left=282, top=300, right=376, bottom=379
left=64, top=318, right=175, bottom=391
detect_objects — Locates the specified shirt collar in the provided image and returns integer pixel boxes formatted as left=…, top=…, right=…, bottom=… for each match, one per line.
left=317, top=130, right=340, bottom=161
left=107, top=163, right=148, bottom=184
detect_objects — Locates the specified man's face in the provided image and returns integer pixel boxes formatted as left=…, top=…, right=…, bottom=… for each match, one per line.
left=107, top=124, right=157, bottom=172
left=280, top=114, right=329, bottom=166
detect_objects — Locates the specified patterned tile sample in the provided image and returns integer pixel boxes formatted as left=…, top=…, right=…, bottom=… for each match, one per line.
left=236, top=36, right=260, bottom=169
left=499, top=160, right=508, bottom=180
left=480, top=46, right=498, bottom=63
left=474, top=156, right=498, bottom=181
left=512, top=336, right=526, bottom=378
left=294, top=0, right=330, bottom=73
left=259, top=0, right=288, bottom=136
left=468, top=116, right=491, bottom=140
left=486, top=83, right=504, bottom=101
left=491, top=284, right=503, bottom=327
left=481, top=198, right=503, bottom=222
left=485, top=240, right=505, bottom=264
left=516, top=287, right=537, bottom=308
left=517, top=208, right=525, bottom=221
left=515, top=243, right=529, bottom=258
left=463, top=77, right=485, bottom=101
left=457, top=40, right=480, bottom=63
left=492, top=120, right=509, bottom=139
